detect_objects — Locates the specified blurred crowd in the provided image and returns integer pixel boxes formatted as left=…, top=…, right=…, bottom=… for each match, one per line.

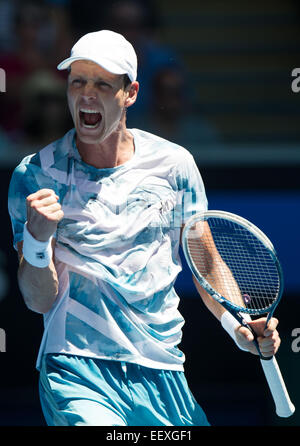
left=0, top=0, right=219, bottom=166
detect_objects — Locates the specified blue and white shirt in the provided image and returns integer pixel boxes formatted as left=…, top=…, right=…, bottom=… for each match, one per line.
left=8, top=128, right=208, bottom=371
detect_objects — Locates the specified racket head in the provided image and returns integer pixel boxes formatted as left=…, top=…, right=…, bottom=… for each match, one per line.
left=182, top=210, right=284, bottom=316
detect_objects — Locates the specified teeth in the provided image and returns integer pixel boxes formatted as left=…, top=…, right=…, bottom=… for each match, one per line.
left=80, top=108, right=100, bottom=114
left=83, top=123, right=98, bottom=128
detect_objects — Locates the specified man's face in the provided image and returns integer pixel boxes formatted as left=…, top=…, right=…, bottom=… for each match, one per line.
left=67, top=60, right=129, bottom=145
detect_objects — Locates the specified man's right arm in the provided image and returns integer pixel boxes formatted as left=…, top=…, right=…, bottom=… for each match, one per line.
left=17, top=239, right=59, bottom=314
left=17, top=189, right=64, bottom=314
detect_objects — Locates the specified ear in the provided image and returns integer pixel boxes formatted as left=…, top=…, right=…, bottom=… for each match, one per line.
left=125, top=81, right=139, bottom=108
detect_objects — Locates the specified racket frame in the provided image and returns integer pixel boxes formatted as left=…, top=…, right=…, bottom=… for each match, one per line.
left=182, top=210, right=285, bottom=323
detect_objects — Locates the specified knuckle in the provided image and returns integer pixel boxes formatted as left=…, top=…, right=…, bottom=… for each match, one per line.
left=41, top=188, right=54, bottom=194
left=29, top=201, right=40, bottom=211
left=26, top=196, right=36, bottom=206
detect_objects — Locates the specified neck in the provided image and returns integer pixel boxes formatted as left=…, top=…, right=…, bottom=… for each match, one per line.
left=76, top=126, right=134, bottom=169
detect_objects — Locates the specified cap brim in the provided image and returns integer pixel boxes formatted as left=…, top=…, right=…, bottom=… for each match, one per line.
left=57, top=56, right=128, bottom=76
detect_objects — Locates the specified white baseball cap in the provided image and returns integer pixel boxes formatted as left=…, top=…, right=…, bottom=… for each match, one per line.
left=57, top=30, right=137, bottom=82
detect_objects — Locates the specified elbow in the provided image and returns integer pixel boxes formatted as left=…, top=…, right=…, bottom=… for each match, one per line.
left=25, top=296, right=57, bottom=314
left=18, top=275, right=58, bottom=314
left=22, top=288, right=58, bottom=314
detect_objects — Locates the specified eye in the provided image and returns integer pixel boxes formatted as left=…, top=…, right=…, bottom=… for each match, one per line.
left=96, top=81, right=112, bottom=90
left=70, top=78, right=84, bottom=87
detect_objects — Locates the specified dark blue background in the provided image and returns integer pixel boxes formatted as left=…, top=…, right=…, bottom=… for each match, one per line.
left=176, top=190, right=300, bottom=295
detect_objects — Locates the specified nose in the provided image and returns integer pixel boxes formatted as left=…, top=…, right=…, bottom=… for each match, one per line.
left=82, top=80, right=97, bottom=100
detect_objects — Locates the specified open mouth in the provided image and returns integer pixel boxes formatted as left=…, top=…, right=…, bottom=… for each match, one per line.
left=79, top=108, right=102, bottom=128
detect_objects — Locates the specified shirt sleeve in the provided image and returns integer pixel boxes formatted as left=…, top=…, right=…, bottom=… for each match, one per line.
left=7, top=155, right=56, bottom=250
left=176, top=151, right=208, bottom=227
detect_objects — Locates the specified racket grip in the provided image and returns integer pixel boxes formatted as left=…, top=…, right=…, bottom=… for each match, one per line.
left=260, top=356, right=295, bottom=417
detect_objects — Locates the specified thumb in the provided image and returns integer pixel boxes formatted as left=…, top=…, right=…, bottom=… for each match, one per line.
left=237, top=325, right=254, bottom=343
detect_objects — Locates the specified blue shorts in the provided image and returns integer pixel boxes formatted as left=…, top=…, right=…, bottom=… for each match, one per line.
left=39, top=354, right=210, bottom=426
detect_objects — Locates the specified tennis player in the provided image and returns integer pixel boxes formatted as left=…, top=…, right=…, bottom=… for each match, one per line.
left=8, top=30, right=280, bottom=426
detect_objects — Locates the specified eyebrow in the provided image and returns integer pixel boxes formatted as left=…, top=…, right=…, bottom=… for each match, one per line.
left=70, top=74, right=107, bottom=81
left=69, top=71, right=116, bottom=82
left=70, top=75, right=117, bottom=89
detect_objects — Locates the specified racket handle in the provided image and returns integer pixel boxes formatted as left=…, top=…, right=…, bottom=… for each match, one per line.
left=260, top=356, right=295, bottom=417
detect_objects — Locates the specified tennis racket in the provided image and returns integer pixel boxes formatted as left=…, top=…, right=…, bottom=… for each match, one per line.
left=182, top=210, right=295, bottom=418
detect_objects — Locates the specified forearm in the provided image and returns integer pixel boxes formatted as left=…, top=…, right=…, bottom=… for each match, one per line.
left=192, top=250, right=245, bottom=320
left=192, top=275, right=225, bottom=320
left=17, top=241, right=59, bottom=314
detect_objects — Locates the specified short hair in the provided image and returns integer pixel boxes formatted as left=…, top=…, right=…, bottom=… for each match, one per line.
left=123, top=74, right=131, bottom=89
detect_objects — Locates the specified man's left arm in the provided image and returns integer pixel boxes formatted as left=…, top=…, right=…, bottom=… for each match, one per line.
left=180, top=221, right=281, bottom=357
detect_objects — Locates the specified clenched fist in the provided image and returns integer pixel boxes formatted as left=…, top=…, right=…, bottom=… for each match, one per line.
left=26, top=189, right=64, bottom=241
left=235, top=317, right=281, bottom=357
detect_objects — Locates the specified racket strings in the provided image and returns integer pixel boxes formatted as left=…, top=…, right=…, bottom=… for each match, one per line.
left=187, top=218, right=280, bottom=312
